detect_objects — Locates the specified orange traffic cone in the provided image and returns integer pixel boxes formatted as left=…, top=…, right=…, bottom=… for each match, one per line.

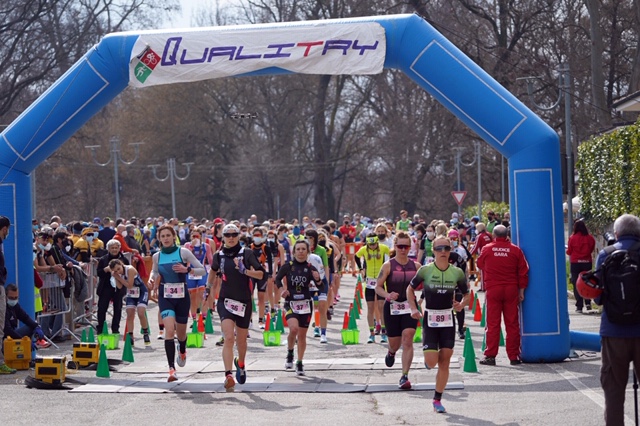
left=265, top=313, right=271, bottom=331
left=122, top=324, right=128, bottom=342
left=474, top=298, right=482, bottom=321
left=283, top=312, right=288, bottom=327
left=198, top=313, right=205, bottom=333
left=314, top=309, right=320, bottom=326
left=468, top=289, right=475, bottom=311
left=342, top=312, right=349, bottom=330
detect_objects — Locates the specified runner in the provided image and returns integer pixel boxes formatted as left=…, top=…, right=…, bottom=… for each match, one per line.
left=108, top=258, right=151, bottom=347
left=407, top=235, right=470, bottom=414
left=355, top=234, right=390, bottom=343
left=250, top=227, right=273, bottom=329
left=375, top=232, right=421, bottom=389
left=276, top=240, right=322, bottom=376
left=304, top=229, right=330, bottom=343
left=206, top=224, right=265, bottom=391
left=148, top=225, right=206, bottom=382
left=184, top=229, right=213, bottom=323
left=448, top=229, right=470, bottom=339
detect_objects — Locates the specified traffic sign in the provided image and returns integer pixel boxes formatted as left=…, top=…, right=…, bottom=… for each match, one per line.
left=451, top=191, right=467, bottom=205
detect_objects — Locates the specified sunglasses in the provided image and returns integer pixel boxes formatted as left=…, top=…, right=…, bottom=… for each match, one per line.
left=433, top=245, right=452, bottom=252
left=395, top=244, right=410, bottom=250
left=223, top=233, right=239, bottom=238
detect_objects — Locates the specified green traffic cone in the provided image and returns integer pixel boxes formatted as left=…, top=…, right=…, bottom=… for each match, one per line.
left=463, top=328, right=472, bottom=355
left=463, top=342, right=478, bottom=373
left=481, top=330, right=486, bottom=352
left=352, top=300, right=360, bottom=320
left=191, top=320, right=198, bottom=333
left=88, top=327, right=96, bottom=343
left=81, top=329, right=87, bottom=343
left=252, top=297, right=257, bottom=313
left=480, top=304, right=486, bottom=327
left=471, top=298, right=477, bottom=315
left=348, top=306, right=358, bottom=330
left=205, top=310, right=215, bottom=334
left=414, top=325, right=422, bottom=343
left=96, top=345, right=110, bottom=378
left=101, top=321, right=109, bottom=335
left=122, top=334, right=134, bottom=363
left=275, top=310, right=285, bottom=333
left=499, top=328, right=505, bottom=346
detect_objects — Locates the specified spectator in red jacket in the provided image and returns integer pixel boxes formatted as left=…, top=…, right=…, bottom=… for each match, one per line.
left=477, top=225, right=529, bottom=366
left=566, top=219, right=596, bottom=313
left=471, top=223, right=493, bottom=291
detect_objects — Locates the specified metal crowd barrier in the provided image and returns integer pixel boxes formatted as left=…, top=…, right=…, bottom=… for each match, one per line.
left=37, top=272, right=78, bottom=349
left=72, top=262, right=97, bottom=330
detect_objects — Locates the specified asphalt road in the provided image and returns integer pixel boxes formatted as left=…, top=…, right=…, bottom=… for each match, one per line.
left=0, top=275, right=624, bottom=426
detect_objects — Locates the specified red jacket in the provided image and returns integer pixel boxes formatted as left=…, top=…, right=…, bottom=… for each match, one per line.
left=477, top=237, right=529, bottom=289
left=470, top=231, right=493, bottom=256
left=566, top=233, right=595, bottom=264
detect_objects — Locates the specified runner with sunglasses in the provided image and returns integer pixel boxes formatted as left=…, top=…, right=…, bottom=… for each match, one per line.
left=206, top=223, right=264, bottom=391
left=355, top=234, right=390, bottom=343
left=407, top=235, right=470, bottom=414
left=375, top=231, right=422, bottom=389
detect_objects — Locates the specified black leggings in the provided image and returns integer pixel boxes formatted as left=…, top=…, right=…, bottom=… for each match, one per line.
left=570, top=262, right=593, bottom=309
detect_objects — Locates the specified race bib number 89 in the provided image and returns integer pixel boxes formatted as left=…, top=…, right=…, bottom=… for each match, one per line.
left=426, top=309, right=453, bottom=328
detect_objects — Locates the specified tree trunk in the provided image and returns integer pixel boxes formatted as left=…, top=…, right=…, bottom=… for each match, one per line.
left=584, top=0, right=609, bottom=124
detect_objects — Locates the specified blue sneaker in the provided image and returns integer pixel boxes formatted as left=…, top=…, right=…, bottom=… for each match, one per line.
left=433, top=399, right=446, bottom=413
left=234, top=357, right=246, bottom=384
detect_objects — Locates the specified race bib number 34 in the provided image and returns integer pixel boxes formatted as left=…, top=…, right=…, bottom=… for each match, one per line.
left=164, top=283, right=185, bottom=299
left=224, top=298, right=247, bottom=317
left=426, top=309, right=453, bottom=328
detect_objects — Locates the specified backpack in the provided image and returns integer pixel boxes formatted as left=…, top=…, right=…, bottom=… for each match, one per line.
left=601, top=241, right=640, bottom=325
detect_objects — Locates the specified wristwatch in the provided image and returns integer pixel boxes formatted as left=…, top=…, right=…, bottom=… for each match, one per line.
left=187, top=266, right=192, bottom=273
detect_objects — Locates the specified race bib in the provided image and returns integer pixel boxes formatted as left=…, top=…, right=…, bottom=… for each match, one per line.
left=164, top=283, right=185, bottom=299
left=366, top=278, right=377, bottom=290
left=291, top=299, right=311, bottom=314
left=127, top=286, right=141, bottom=298
left=426, top=309, right=453, bottom=328
left=224, top=298, right=247, bottom=317
left=188, top=273, right=203, bottom=280
left=390, top=301, right=412, bottom=316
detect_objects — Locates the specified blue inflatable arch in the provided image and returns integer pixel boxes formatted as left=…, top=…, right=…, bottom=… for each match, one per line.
left=0, top=14, right=595, bottom=362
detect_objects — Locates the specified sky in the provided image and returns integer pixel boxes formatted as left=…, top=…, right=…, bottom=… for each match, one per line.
left=172, top=0, right=233, bottom=29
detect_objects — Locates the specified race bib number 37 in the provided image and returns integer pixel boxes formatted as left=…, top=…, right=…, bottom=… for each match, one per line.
left=426, top=309, right=453, bottom=328
left=291, top=299, right=311, bottom=314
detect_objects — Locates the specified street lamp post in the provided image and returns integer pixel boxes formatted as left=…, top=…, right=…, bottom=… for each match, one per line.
left=439, top=146, right=477, bottom=216
left=86, top=136, right=142, bottom=218
left=149, top=158, right=193, bottom=218
left=521, top=63, right=573, bottom=237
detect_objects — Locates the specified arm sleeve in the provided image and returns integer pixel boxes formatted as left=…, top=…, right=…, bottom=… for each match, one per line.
left=246, top=250, right=266, bottom=273
left=275, top=263, right=289, bottom=288
left=180, top=248, right=206, bottom=276
left=354, top=256, right=362, bottom=270
left=410, top=266, right=425, bottom=289
left=62, top=252, right=80, bottom=266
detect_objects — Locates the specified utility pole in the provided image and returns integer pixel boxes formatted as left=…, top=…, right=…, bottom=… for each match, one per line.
left=150, top=158, right=193, bottom=218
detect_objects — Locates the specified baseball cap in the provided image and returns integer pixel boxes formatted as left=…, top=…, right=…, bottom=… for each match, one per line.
left=93, top=217, right=101, bottom=223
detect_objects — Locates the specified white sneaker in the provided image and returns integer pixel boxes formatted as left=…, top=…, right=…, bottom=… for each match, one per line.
left=320, top=335, right=327, bottom=344
left=157, top=330, right=164, bottom=340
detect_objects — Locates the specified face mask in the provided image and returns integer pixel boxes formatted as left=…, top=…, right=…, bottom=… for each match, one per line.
left=451, top=218, right=459, bottom=224
left=192, top=238, right=201, bottom=247
left=283, top=232, right=289, bottom=238
left=173, top=226, right=179, bottom=231
left=376, top=234, right=386, bottom=240
left=253, top=237, right=264, bottom=245
left=267, top=238, right=275, bottom=243
left=86, top=236, right=94, bottom=243
left=7, top=299, right=18, bottom=307
left=426, top=232, right=434, bottom=239
left=32, top=252, right=37, bottom=261
left=33, top=225, right=39, bottom=231
left=65, top=245, right=72, bottom=252
left=110, top=277, right=117, bottom=288
left=318, top=239, right=326, bottom=247
left=239, top=241, right=245, bottom=247
left=121, top=231, right=127, bottom=237
left=453, top=241, right=458, bottom=247
left=39, top=243, right=52, bottom=251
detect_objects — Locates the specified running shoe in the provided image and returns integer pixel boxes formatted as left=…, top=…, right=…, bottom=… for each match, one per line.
left=296, top=362, right=305, bottom=376
left=313, top=327, right=321, bottom=338
left=36, top=339, right=51, bottom=349
left=0, top=363, right=16, bottom=374
left=385, top=351, right=395, bottom=367
left=224, top=374, right=235, bottom=392
left=367, top=335, right=375, bottom=344
left=234, top=357, right=246, bottom=384
left=327, top=306, right=333, bottom=320
left=143, top=333, right=151, bottom=346
left=285, top=353, right=294, bottom=369
left=167, top=368, right=178, bottom=382
left=176, top=341, right=187, bottom=368
left=216, top=337, right=225, bottom=346
left=433, top=400, right=446, bottom=413
left=399, top=375, right=411, bottom=390
left=259, top=320, right=265, bottom=330
left=458, top=330, right=465, bottom=340
left=510, top=359, right=523, bottom=366
left=381, top=334, right=388, bottom=343
left=157, top=329, right=164, bottom=340
left=319, top=334, right=327, bottom=344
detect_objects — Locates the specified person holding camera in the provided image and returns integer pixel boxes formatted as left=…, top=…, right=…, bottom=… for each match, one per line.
left=566, top=219, right=596, bottom=314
